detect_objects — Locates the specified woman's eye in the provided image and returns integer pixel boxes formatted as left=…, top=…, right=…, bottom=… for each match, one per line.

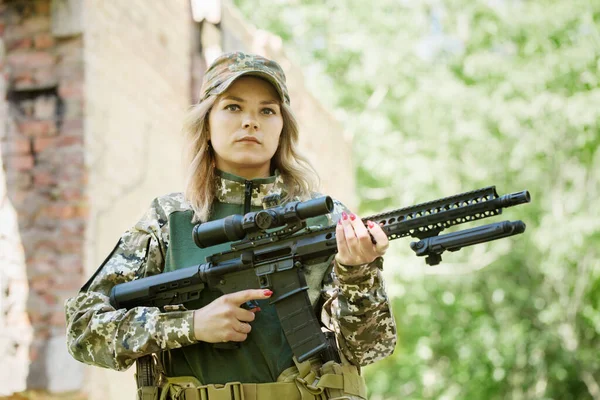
left=225, top=104, right=240, bottom=111
left=262, top=108, right=276, bottom=115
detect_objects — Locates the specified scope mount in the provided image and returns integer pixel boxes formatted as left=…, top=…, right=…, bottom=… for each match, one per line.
left=231, top=220, right=307, bottom=251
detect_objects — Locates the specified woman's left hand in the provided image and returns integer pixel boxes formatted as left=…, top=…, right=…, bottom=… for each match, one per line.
left=335, top=211, right=389, bottom=266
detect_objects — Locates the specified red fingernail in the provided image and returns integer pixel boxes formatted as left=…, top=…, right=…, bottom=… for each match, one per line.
left=264, top=290, right=273, bottom=297
left=368, top=221, right=374, bottom=228
left=342, top=212, right=348, bottom=220
left=251, top=307, right=262, bottom=313
left=350, top=213, right=356, bottom=221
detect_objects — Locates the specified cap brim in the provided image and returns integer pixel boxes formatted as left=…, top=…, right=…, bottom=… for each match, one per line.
left=212, top=70, right=288, bottom=104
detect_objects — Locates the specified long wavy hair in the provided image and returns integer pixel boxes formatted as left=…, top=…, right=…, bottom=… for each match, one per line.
left=182, top=94, right=320, bottom=223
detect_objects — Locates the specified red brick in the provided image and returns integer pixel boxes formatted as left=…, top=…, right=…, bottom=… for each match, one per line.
left=3, top=24, right=27, bottom=42
left=27, top=249, right=57, bottom=263
left=61, top=239, right=84, bottom=254
left=60, top=119, right=83, bottom=134
left=33, top=65, right=58, bottom=87
left=8, top=154, right=34, bottom=170
left=43, top=204, right=76, bottom=219
left=18, top=120, right=57, bottom=136
left=12, top=72, right=35, bottom=89
left=41, top=292, right=57, bottom=306
left=58, top=254, right=84, bottom=272
left=33, top=136, right=55, bottom=152
left=33, top=170, right=55, bottom=185
left=34, top=32, right=54, bottom=49
left=29, top=276, right=50, bottom=293
left=31, top=236, right=60, bottom=252
left=42, top=204, right=88, bottom=220
left=28, top=257, right=57, bottom=275
left=57, top=169, right=84, bottom=183
left=2, top=136, right=31, bottom=154
left=7, top=51, right=55, bottom=69
left=47, top=237, right=75, bottom=252
left=6, top=37, right=33, bottom=51
left=57, top=134, right=83, bottom=148
left=49, top=310, right=65, bottom=326
left=75, top=204, right=89, bottom=218
left=27, top=315, right=44, bottom=332
left=53, top=274, right=83, bottom=291
left=54, top=152, right=84, bottom=166
left=60, top=187, right=83, bottom=201
left=9, top=65, right=58, bottom=90
left=22, top=16, right=51, bottom=35
left=58, top=80, right=84, bottom=99
left=4, top=177, right=32, bottom=194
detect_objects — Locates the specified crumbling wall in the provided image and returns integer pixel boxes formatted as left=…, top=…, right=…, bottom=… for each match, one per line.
left=0, top=0, right=85, bottom=394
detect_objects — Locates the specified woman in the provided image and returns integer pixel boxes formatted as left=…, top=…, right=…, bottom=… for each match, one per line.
left=65, top=52, right=396, bottom=400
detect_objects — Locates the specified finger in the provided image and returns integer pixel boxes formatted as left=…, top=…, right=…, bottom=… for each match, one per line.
left=234, top=321, right=252, bottom=334
left=226, top=289, right=273, bottom=306
left=234, top=307, right=256, bottom=323
left=367, top=221, right=390, bottom=254
left=349, top=213, right=375, bottom=249
left=340, top=211, right=360, bottom=255
left=224, top=331, right=248, bottom=342
left=335, top=218, right=351, bottom=257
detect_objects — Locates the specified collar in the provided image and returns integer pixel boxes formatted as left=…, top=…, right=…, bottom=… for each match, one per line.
left=214, top=169, right=287, bottom=207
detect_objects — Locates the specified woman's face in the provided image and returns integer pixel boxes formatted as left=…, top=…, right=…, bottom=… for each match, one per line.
left=208, top=76, right=284, bottom=179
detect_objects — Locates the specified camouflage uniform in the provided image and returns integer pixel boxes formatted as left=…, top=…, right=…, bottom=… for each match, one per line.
left=65, top=170, right=396, bottom=371
left=65, top=51, right=396, bottom=398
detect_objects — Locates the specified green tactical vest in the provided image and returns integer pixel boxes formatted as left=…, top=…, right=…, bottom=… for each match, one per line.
left=161, top=171, right=329, bottom=385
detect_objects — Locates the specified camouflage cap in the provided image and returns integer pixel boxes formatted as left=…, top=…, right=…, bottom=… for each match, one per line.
left=200, top=51, right=290, bottom=105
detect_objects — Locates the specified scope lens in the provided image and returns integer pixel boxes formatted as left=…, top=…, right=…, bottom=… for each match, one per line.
left=192, top=215, right=245, bottom=248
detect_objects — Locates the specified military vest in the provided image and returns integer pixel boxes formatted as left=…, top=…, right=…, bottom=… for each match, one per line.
left=160, top=169, right=330, bottom=384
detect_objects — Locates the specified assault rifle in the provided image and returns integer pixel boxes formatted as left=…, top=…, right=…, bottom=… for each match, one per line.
left=110, top=186, right=530, bottom=364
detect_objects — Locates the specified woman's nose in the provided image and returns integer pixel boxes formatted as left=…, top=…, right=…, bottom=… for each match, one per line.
left=242, top=113, right=259, bottom=130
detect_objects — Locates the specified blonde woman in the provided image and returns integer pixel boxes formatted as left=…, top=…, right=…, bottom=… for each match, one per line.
left=65, top=52, right=396, bottom=400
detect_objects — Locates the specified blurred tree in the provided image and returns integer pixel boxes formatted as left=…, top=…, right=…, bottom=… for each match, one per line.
left=234, top=0, right=600, bottom=399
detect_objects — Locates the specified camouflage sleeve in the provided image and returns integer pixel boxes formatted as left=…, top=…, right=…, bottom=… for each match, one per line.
left=320, top=199, right=397, bottom=367
left=65, top=198, right=197, bottom=371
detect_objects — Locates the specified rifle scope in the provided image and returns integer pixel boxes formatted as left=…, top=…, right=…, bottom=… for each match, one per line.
left=193, top=196, right=334, bottom=249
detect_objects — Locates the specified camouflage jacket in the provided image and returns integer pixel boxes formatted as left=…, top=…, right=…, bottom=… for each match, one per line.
left=65, top=170, right=396, bottom=373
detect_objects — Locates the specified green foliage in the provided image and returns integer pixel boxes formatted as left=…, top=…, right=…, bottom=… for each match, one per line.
left=234, top=0, right=600, bottom=398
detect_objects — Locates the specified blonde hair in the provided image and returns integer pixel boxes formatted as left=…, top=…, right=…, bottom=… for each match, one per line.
left=182, top=95, right=320, bottom=223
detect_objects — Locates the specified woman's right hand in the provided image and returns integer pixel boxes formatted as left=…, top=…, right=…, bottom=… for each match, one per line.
left=192, top=289, right=273, bottom=343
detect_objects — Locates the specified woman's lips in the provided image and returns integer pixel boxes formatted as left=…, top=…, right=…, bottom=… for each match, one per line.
left=237, top=137, right=260, bottom=143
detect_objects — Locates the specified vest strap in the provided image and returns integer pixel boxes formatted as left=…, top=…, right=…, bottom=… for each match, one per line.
left=165, top=380, right=306, bottom=400
left=161, top=356, right=366, bottom=400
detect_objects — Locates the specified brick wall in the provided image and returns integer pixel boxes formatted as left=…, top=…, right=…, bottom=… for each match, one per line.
left=1, top=0, right=355, bottom=399
left=0, top=0, right=85, bottom=395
